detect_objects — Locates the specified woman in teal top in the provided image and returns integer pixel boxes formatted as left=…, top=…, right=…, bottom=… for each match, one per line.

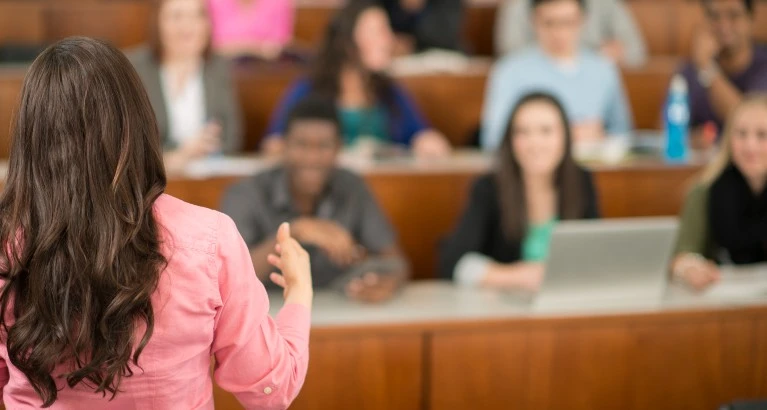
left=440, top=92, right=600, bottom=291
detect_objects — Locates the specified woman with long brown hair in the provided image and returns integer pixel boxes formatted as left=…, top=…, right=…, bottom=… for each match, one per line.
left=440, top=92, right=600, bottom=290
left=263, top=0, right=451, bottom=157
left=0, top=37, right=312, bottom=409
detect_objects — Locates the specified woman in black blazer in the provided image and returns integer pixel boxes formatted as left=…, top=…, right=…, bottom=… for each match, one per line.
left=440, top=92, right=600, bottom=291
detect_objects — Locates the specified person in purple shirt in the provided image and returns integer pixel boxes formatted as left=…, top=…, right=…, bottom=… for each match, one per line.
left=679, top=0, right=767, bottom=148
left=262, top=0, right=451, bottom=158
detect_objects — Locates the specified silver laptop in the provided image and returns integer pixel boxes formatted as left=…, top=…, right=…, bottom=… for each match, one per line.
left=534, top=218, right=678, bottom=311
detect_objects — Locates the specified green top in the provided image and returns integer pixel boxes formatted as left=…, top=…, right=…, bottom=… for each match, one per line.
left=339, top=106, right=389, bottom=146
left=522, top=218, right=558, bottom=262
left=673, top=183, right=715, bottom=259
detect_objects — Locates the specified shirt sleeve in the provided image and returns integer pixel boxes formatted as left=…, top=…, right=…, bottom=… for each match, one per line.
left=494, top=0, right=530, bottom=56
left=480, top=61, right=514, bottom=150
left=355, top=181, right=397, bottom=254
left=438, top=176, right=494, bottom=280
left=265, top=80, right=311, bottom=138
left=0, top=356, right=8, bottom=398
left=392, top=84, right=429, bottom=146
left=221, top=182, right=264, bottom=248
left=674, top=183, right=711, bottom=258
left=604, top=63, right=633, bottom=136
left=212, top=214, right=311, bottom=410
left=606, top=0, right=648, bottom=67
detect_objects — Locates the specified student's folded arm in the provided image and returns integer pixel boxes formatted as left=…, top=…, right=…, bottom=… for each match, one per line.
left=604, top=64, right=634, bottom=137
left=438, top=177, right=494, bottom=282
left=212, top=214, right=310, bottom=410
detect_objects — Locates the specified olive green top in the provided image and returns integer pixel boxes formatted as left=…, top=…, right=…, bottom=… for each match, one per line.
left=673, top=183, right=716, bottom=259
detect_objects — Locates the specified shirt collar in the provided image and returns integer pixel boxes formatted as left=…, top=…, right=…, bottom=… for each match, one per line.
left=270, top=167, right=339, bottom=218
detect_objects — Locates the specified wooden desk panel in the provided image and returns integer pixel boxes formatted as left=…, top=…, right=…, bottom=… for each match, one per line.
left=213, top=333, right=423, bottom=410
left=430, top=310, right=767, bottom=410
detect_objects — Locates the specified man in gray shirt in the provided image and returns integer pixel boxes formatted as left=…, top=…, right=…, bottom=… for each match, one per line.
left=222, top=97, right=408, bottom=303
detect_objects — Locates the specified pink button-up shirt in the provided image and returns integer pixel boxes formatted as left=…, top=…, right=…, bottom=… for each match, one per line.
left=0, top=194, right=311, bottom=409
left=208, top=0, right=294, bottom=49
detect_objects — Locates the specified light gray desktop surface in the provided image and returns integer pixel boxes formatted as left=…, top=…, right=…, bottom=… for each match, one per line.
left=269, top=265, right=767, bottom=328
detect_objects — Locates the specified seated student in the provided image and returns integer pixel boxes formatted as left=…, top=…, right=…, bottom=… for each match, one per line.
left=677, top=0, right=767, bottom=148
left=480, top=0, right=632, bottom=151
left=128, top=0, right=243, bottom=175
left=263, top=0, right=451, bottom=158
left=440, top=93, right=600, bottom=290
left=671, top=94, right=767, bottom=290
left=223, top=97, right=409, bottom=303
left=495, top=0, right=647, bottom=67
left=207, top=0, right=294, bottom=60
left=378, top=0, right=464, bottom=54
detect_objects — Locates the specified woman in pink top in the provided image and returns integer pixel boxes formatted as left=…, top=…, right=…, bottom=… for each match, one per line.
left=0, top=37, right=313, bottom=409
left=208, top=0, right=295, bottom=59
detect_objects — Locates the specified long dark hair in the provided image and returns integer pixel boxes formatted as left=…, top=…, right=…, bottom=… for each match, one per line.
left=495, top=92, right=586, bottom=242
left=0, top=37, right=167, bottom=406
left=311, top=0, right=397, bottom=112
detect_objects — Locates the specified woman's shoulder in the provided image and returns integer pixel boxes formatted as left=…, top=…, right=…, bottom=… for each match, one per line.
left=154, top=194, right=234, bottom=253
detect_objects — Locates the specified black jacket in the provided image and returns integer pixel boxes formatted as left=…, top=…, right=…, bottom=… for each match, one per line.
left=439, top=169, right=600, bottom=280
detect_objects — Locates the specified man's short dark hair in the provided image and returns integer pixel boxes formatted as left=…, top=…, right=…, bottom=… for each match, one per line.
left=532, top=0, right=585, bottom=10
left=702, top=0, right=754, bottom=14
left=285, top=95, right=342, bottom=137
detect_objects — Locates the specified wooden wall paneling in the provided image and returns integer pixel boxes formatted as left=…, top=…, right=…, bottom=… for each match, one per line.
left=294, top=6, right=333, bottom=49
left=44, top=2, right=151, bottom=49
left=672, top=1, right=706, bottom=60
left=0, top=2, right=46, bottom=45
left=213, top=333, right=423, bottom=410
left=628, top=1, right=677, bottom=56
left=0, top=73, right=23, bottom=159
left=622, top=57, right=678, bottom=130
left=233, top=66, right=301, bottom=152
left=628, top=318, right=760, bottom=410
left=430, top=329, right=532, bottom=410
left=593, top=164, right=700, bottom=218
left=429, top=312, right=766, bottom=410
left=290, top=333, right=423, bottom=410
left=398, top=70, right=488, bottom=146
left=364, top=172, right=477, bottom=280
left=464, top=5, right=497, bottom=57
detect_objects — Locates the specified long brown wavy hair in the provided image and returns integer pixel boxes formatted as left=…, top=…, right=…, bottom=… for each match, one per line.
left=495, top=92, right=586, bottom=242
left=0, top=37, right=167, bottom=406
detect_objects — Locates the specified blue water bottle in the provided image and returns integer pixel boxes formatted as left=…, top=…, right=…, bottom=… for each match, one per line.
left=664, top=75, right=690, bottom=163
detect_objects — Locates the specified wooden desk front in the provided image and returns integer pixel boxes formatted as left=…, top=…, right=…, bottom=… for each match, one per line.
left=164, top=153, right=702, bottom=279
left=213, top=281, right=767, bottom=410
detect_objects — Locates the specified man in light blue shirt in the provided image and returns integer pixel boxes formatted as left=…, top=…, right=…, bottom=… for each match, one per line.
left=481, top=0, right=633, bottom=150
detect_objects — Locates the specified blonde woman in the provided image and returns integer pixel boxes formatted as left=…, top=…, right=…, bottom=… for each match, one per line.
left=672, top=94, right=767, bottom=290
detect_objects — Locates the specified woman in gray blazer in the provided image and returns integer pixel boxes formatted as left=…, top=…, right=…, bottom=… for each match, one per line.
left=128, top=0, right=242, bottom=174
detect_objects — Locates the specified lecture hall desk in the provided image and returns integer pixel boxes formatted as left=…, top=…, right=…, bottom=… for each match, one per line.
left=163, top=151, right=703, bottom=280
left=212, top=279, right=767, bottom=410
